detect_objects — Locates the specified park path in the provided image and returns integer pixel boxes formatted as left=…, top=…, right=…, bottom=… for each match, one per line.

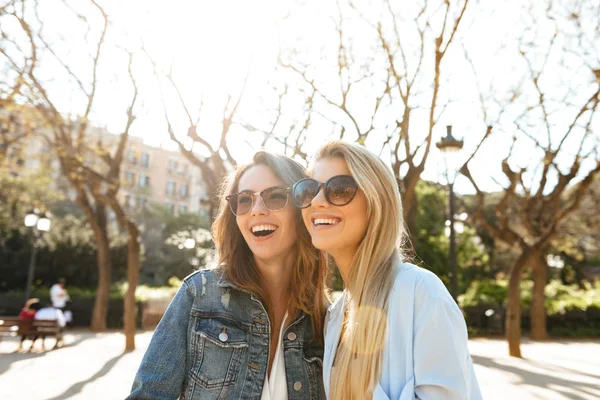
left=0, top=331, right=599, bottom=399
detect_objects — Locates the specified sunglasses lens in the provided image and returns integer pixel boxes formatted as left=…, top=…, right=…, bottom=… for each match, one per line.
left=263, top=187, right=289, bottom=211
left=292, top=179, right=319, bottom=208
left=233, top=193, right=253, bottom=216
left=326, top=176, right=358, bottom=206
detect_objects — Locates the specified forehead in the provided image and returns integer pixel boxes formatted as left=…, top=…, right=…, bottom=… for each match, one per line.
left=310, top=157, right=351, bottom=182
left=238, top=164, right=284, bottom=192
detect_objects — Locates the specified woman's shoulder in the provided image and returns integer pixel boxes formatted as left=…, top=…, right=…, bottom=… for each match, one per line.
left=391, top=261, right=453, bottom=303
left=180, top=265, right=226, bottom=296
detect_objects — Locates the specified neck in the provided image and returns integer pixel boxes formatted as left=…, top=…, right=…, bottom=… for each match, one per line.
left=253, top=253, right=293, bottom=306
left=331, top=250, right=354, bottom=287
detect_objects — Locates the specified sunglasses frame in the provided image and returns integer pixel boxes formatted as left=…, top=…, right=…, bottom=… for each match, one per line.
left=292, top=175, right=358, bottom=209
left=226, top=186, right=291, bottom=216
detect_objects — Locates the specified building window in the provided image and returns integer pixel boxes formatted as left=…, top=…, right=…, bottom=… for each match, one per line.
left=125, top=171, right=136, bottom=186
left=141, top=152, right=150, bottom=168
left=165, top=203, right=174, bottom=213
left=125, top=195, right=135, bottom=208
left=128, top=149, right=138, bottom=165
left=178, top=204, right=187, bottom=214
left=168, top=158, right=178, bottom=173
left=179, top=183, right=188, bottom=198
left=167, top=180, right=176, bottom=196
left=139, top=174, right=150, bottom=188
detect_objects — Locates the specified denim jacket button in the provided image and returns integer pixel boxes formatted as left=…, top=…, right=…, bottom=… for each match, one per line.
left=218, top=332, right=229, bottom=342
left=293, top=381, right=302, bottom=391
left=287, top=332, right=297, bottom=341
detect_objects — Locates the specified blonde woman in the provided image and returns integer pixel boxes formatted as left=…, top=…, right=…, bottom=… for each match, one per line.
left=130, top=151, right=328, bottom=399
left=292, top=141, right=481, bottom=399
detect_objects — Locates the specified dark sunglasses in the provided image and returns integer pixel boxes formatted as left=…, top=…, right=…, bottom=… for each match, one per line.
left=226, top=186, right=290, bottom=216
left=292, top=175, right=358, bottom=209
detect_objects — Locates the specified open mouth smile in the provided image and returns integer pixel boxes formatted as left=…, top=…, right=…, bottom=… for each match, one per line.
left=312, top=217, right=341, bottom=228
left=251, top=224, right=279, bottom=238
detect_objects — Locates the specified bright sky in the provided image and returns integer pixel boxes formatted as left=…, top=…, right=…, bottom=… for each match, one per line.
left=2, top=0, right=598, bottom=195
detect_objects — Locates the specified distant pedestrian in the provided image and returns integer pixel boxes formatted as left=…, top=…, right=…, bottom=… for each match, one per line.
left=50, top=278, right=70, bottom=311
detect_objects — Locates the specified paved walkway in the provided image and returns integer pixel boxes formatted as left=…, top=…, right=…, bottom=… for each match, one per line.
left=0, top=331, right=599, bottom=399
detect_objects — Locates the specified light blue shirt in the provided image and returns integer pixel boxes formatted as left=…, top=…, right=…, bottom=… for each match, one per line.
left=323, top=262, right=482, bottom=399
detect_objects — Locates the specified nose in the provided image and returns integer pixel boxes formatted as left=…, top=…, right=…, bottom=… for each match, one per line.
left=251, top=194, right=269, bottom=216
left=310, top=186, right=329, bottom=208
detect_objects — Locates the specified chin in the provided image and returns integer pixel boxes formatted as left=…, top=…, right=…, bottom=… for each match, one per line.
left=311, top=238, right=334, bottom=253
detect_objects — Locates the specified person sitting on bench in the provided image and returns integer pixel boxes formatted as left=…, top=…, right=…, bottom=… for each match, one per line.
left=33, top=304, right=66, bottom=350
left=18, top=299, right=41, bottom=351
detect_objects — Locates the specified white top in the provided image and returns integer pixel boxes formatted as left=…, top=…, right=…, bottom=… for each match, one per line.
left=324, top=262, right=482, bottom=400
left=261, top=312, right=289, bottom=400
left=34, top=307, right=67, bottom=328
left=50, top=284, right=69, bottom=308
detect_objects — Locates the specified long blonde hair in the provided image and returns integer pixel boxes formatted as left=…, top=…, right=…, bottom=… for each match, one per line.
left=212, top=151, right=328, bottom=341
left=315, top=141, right=407, bottom=399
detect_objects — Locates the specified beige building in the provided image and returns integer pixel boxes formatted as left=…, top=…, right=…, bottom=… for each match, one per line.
left=16, top=128, right=210, bottom=217
left=119, top=135, right=210, bottom=216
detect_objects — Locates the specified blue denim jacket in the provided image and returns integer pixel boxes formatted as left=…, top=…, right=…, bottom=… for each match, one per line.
left=128, top=268, right=325, bottom=399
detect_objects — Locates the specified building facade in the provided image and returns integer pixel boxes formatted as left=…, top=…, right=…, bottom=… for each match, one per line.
left=17, top=128, right=211, bottom=217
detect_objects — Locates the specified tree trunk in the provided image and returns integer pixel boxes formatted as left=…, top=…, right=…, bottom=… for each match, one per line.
left=506, top=250, right=531, bottom=358
left=401, top=170, right=421, bottom=252
left=530, top=253, right=548, bottom=340
left=124, top=229, right=140, bottom=351
left=89, top=205, right=111, bottom=332
left=90, top=227, right=111, bottom=331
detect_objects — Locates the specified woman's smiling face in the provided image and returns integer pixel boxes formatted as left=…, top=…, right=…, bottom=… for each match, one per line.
left=301, top=157, right=369, bottom=259
left=236, top=164, right=298, bottom=265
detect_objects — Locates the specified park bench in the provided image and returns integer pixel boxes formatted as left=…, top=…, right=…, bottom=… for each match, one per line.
left=0, top=316, right=64, bottom=350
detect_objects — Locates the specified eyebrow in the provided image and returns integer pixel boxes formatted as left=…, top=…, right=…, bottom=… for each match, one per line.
left=236, top=185, right=287, bottom=193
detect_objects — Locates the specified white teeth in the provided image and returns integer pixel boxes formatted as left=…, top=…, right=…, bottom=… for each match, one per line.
left=313, top=218, right=340, bottom=226
left=251, top=224, right=278, bottom=233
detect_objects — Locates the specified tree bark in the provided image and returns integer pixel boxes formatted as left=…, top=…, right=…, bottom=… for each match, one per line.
left=506, top=250, right=531, bottom=358
left=124, top=231, right=140, bottom=351
left=530, top=253, right=548, bottom=340
left=90, top=224, right=111, bottom=332
left=78, top=199, right=112, bottom=332
left=401, top=167, right=422, bottom=251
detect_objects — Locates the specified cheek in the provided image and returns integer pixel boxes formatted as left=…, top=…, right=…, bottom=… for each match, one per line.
left=301, top=209, right=311, bottom=228
left=284, top=210, right=299, bottom=240
left=347, top=198, right=369, bottom=236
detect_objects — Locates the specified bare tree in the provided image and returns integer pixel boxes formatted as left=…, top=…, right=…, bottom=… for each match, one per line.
left=461, top=0, right=600, bottom=357
left=0, top=0, right=142, bottom=349
left=145, top=53, right=247, bottom=220
left=272, top=0, right=471, bottom=247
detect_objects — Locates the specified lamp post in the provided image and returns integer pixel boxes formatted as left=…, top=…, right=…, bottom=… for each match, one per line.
left=24, top=209, right=51, bottom=301
left=436, top=126, right=464, bottom=301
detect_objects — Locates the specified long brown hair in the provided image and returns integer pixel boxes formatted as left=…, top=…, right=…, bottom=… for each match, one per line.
left=212, top=151, right=328, bottom=340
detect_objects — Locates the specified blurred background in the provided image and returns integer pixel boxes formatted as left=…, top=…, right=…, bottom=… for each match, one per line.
left=1, top=0, right=599, bottom=398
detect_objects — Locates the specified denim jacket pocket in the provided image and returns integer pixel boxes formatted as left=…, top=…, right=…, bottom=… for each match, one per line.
left=303, top=344, right=325, bottom=399
left=190, top=317, right=248, bottom=391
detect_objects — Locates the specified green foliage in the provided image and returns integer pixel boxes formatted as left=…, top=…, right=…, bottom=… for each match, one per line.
left=459, top=279, right=530, bottom=309
left=137, top=203, right=213, bottom=285
left=0, top=213, right=128, bottom=290
left=414, top=180, right=491, bottom=293
left=459, top=278, right=600, bottom=316
left=544, top=280, right=600, bottom=315
left=4, top=278, right=181, bottom=303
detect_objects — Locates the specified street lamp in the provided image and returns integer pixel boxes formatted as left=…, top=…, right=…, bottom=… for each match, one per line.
left=24, top=209, right=51, bottom=301
left=436, top=126, right=464, bottom=301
